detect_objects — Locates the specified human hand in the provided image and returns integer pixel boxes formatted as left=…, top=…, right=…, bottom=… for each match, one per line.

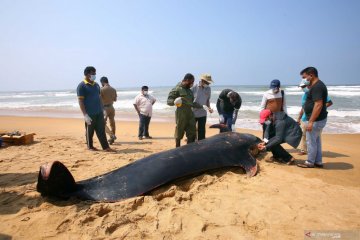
left=306, top=121, right=313, bottom=132
left=84, top=114, right=92, bottom=125
left=174, top=97, right=182, bottom=107
left=257, top=142, right=266, bottom=151
left=219, top=114, right=224, bottom=123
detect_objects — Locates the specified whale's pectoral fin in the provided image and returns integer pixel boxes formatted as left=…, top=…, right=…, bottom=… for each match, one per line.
left=209, top=124, right=230, bottom=132
left=37, top=161, right=76, bottom=199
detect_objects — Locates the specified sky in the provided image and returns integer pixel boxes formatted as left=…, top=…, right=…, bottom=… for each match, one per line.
left=0, top=0, right=359, bottom=91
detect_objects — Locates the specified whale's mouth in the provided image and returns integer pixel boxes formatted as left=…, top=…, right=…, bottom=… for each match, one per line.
left=40, top=162, right=54, bottom=180
left=37, top=161, right=76, bottom=199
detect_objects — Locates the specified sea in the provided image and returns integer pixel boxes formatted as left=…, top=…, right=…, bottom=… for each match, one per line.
left=1, top=85, right=360, bottom=134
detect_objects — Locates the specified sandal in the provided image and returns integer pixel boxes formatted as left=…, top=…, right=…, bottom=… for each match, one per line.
left=297, top=162, right=314, bottom=168
left=286, top=158, right=295, bottom=165
left=265, top=156, right=277, bottom=163
left=314, top=163, right=324, bottom=168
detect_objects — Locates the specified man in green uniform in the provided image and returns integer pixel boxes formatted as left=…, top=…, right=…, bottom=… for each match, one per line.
left=167, top=73, right=204, bottom=147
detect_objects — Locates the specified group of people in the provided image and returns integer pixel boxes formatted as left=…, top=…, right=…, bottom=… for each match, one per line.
left=76, top=66, right=158, bottom=151
left=166, top=73, right=241, bottom=147
left=76, top=65, right=330, bottom=169
left=257, top=67, right=330, bottom=168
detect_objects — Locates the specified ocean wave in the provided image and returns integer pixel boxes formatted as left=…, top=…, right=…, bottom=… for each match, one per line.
left=0, top=94, right=45, bottom=99
left=328, top=91, right=360, bottom=97
left=0, top=101, right=79, bottom=109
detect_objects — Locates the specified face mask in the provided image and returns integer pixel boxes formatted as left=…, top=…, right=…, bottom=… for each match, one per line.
left=272, top=88, right=279, bottom=94
left=303, top=78, right=310, bottom=86
left=264, top=120, right=271, bottom=125
left=302, top=87, right=309, bottom=93
left=143, top=91, right=148, bottom=95
left=90, top=75, right=96, bottom=81
left=203, top=83, right=209, bottom=87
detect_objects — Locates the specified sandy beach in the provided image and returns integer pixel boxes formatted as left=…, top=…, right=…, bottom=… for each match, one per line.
left=0, top=116, right=359, bottom=239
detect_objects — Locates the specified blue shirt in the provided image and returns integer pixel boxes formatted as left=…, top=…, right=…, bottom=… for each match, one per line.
left=77, top=79, right=103, bottom=115
left=301, top=92, right=331, bottom=121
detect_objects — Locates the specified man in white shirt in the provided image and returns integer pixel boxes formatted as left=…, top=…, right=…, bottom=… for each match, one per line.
left=133, top=86, right=156, bottom=140
left=260, top=79, right=287, bottom=137
left=260, top=79, right=287, bottom=113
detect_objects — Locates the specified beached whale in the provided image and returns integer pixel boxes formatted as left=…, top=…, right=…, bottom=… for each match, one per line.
left=36, top=132, right=260, bottom=202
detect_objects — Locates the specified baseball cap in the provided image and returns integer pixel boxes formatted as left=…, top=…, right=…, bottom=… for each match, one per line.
left=270, top=79, right=280, bottom=89
left=259, top=109, right=272, bottom=124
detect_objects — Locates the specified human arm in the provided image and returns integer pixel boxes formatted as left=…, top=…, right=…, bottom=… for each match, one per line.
left=282, top=91, right=287, bottom=114
left=152, top=96, right=156, bottom=105
left=297, top=108, right=304, bottom=124
left=265, top=120, right=286, bottom=150
left=231, top=97, right=242, bottom=124
left=207, top=88, right=213, bottom=113
left=133, top=104, right=141, bottom=116
left=306, top=100, right=323, bottom=131
left=326, top=97, right=333, bottom=108
left=77, top=84, right=92, bottom=125
left=260, top=94, right=267, bottom=111
left=78, top=98, right=87, bottom=116
left=167, top=88, right=178, bottom=106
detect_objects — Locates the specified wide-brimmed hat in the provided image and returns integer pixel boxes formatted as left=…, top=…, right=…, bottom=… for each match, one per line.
left=200, top=74, right=214, bottom=84
left=259, top=109, right=272, bottom=124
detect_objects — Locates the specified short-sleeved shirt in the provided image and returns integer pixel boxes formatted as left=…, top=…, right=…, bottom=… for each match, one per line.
left=301, top=92, right=331, bottom=121
left=77, top=79, right=102, bottom=115
left=100, top=85, right=117, bottom=105
left=191, top=84, right=211, bottom=118
left=218, top=89, right=241, bottom=114
left=134, top=94, right=156, bottom=117
left=304, top=80, right=328, bottom=121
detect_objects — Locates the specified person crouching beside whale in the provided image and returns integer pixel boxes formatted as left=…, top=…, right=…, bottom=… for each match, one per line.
left=257, top=109, right=302, bottom=165
left=167, top=73, right=206, bottom=148
left=216, top=89, right=242, bottom=132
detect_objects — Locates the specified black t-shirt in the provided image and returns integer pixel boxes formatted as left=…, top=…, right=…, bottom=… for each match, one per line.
left=304, top=80, right=328, bottom=121
left=219, top=89, right=242, bottom=113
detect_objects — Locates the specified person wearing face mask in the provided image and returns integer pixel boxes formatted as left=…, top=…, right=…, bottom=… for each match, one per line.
left=167, top=73, right=205, bottom=147
left=77, top=66, right=114, bottom=152
left=297, top=67, right=330, bottom=168
left=133, top=86, right=156, bottom=140
left=216, top=89, right=242, bottom=132
left=257, top=109, right=302, bottom=165
left=191, top=74, right=214, bottom=141
left=297, top=79, right=333, bottom=155
left=260, top=79, right=287, bottom=137
left=100, top=77, right=117, bottom=145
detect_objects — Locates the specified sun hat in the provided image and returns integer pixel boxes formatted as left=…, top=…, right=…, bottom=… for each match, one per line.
left=259, top=109, right=272, bottom=124
left=200, top=74, right=214, bottom=84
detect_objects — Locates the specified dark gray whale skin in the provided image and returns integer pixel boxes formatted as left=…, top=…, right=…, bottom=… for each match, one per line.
left=37, top=132, right=260, bottom=202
